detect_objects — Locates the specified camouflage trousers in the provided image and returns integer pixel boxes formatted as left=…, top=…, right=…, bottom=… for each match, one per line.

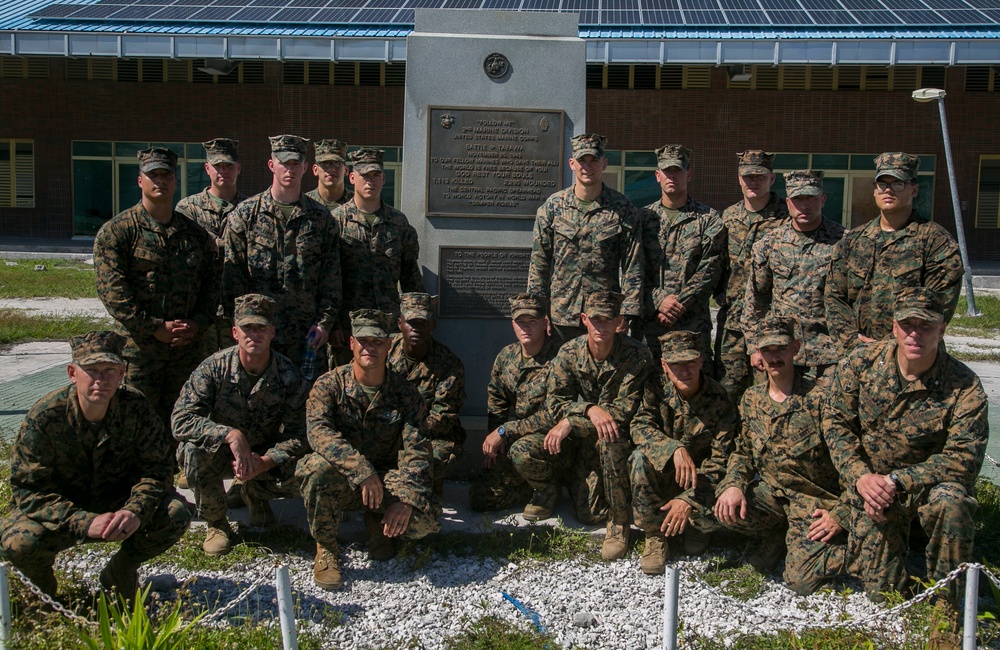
left=508, top=432, right=632, bottom=525
left=468, top=449, right=534, bottom=512
left=628, top=448, right=717, bottom=533
left=714, top=328, right=753, bottom=404
left=432, top=439, right=463, bottom=483
left=177, top=442, right=301, bottom=524
left=199, top=320, right=234, bottom=359
left=124, top=342, right=204, bottom=428
left=295, top=453, right=441, bottom=548
left=0, top=493, right=190, bottom=596
left=846, top=482, right=977, bottom=603
left=694, top=480, right=848, bottom=596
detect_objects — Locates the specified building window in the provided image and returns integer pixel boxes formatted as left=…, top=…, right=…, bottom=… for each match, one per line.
left=770, top=153, right=935, bottom=229
left=0, top=140, right=35, bottom=208
left=586, top=64, right=712, bottom=90
left=71, top=141, right=205, bottom=236
left=604, top=150, right=661, bottom=209
left=65, top=58, right=263, bottom=84
left=976, top=157, right=1000, bottom=229
left=727, top=65, right=941, bottom=91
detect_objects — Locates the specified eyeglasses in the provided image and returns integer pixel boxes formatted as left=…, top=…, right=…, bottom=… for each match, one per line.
left=873, top=180, right=910, bottom=193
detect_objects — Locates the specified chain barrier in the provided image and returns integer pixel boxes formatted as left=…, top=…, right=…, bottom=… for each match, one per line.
left=1, top=556, right=283, bottom=630
left=986, top=453, right=1000, bottom=469
left=0, top=561, right=97, bottom=629
left=198, top=561, right=279, bottom=624
left=683, top=561, right=972, bottom=631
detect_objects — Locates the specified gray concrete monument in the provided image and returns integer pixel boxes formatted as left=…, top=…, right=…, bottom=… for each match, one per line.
left=401, top=9, right=586, bottom=475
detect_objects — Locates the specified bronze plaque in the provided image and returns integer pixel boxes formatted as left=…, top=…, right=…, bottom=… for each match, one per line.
left=427, top=107, right=564, bottom=218
left=438, top=247, right=531, bottom=318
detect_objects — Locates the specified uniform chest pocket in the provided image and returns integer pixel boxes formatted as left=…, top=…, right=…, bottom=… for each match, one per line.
left=596, top=222, right=622, bottom=243
left=772, top=262, right=794, bottom=279
left=889, top=254, right=923, bottom=283
left=858, top=392, right=884, bottom=430
left=133, top=245, right=166, bottom=273
left=553, top=216, right=579, bottom=241
left=250, top=229, right=278, bottom=251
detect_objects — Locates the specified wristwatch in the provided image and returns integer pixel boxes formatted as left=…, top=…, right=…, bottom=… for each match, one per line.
left=497, top=425, right=507, bottom=439
left=889, top=472, right=905, bottom=494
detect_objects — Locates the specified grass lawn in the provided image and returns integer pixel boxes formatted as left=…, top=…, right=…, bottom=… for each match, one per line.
left=0, top=309, right=109, bottom=347
left=0, top=258, right=97, bottom=299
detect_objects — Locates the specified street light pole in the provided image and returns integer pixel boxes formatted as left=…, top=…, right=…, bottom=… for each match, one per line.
left=912, top=87, right=981, bottom=317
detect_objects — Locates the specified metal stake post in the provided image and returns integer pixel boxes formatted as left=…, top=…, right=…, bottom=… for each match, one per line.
left=0, top=564, right=10, bottom=650
left=275, top=565, right=299, bottom=650
left=662, top=566, right=679, bottom=650
left=964, top=564, right=979, bottom=650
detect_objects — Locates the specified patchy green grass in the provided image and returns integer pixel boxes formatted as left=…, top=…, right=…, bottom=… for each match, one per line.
left=950, top=294, right=1000, bottom=335
left=700, top=559, right=766, bottom=601
left=378, top=615, right=566, bottom=650
left=0, top=309, right=109, bottom=346
left=0, top=258, right=97, bottom=299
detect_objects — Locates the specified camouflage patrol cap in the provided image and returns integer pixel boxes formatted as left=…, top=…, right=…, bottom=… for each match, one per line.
left=893, top=287, right=943, bottom=322
left=70, top=330, right=125, bottom=366
left=233, top=293, right=275, bottom=327
left=571, top=133, right=607, bottom=160
left=509, top=293, right=547, bottom=320
left=400, top=292, right=437, bottom=321
left=268, top=134, right=309, bottom=163
left=874, top=152, right=920, bottom=182
left=659, top=331, right=702, bottom=363
left=737, top=150, right=775, bottom=175
left=350, top=309, right=392, bottom=338
left=655, top=144, right=692, bottom=170
left=137, top=147, right=178, bottom=175
left=314, top=139, right=348, bottom=164
left=349, top=148, right=385, bottom=175
left=784, top=170, right=825, bottom=198
left=754, top=316, right=796, bottom=348
left=583, top=290, right=624, bottom=318
left=203, top=138, right=239, bottom=165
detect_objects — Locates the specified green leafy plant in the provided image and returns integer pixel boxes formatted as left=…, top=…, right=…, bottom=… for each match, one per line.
left=75, top=586, right=204, bottom=650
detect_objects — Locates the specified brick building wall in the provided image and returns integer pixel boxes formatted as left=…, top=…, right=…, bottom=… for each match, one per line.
left=2, top=59, right=1000, bottom=259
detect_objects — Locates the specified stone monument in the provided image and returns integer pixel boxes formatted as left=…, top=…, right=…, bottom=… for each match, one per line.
left=401, top=10, right=585, bottom=474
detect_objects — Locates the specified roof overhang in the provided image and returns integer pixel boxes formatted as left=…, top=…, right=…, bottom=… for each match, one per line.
left=2, top=30, right=1000, bottom=65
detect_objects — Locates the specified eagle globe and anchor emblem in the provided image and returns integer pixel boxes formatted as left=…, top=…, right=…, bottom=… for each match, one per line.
left=483, top=52, right=509, bottom=79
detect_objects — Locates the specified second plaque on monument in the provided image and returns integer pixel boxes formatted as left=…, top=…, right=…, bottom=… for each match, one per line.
left=426, top=107, right=564, bottom=219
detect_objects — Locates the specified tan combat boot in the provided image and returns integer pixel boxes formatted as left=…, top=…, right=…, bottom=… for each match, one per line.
left=364, top=511, right=396, bottom=561
left=601, top=522, right=630, bottom=561
left=522, top=486, right=558, bottom=522
left=313, top=542, right=342, bottom=590
left=203, top=520, right=234, bottom=556
left=640, top=531, right=668, bottom=575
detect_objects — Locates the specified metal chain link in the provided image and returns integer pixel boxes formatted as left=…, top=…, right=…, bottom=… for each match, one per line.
left=682, top=561, right=971, bottom=631
left=0, top=560, right=98, bottom=629
left=198, top=560, right=281, bottom=624
left=986, top=453, right=1000, bottom=469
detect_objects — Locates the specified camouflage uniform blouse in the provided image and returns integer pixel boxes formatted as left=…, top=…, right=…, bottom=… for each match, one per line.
left=631, top=372, right=738, bottom=508
left=388, top=336, right=467, bottom=447
left=546, top=334, right=653, bottom=437
left=305, top=188, right=353, bottom=212
left=94, top=204, right=217, bottom=350
left=719, top=377, right=847, bottom=523
left=333, top=200, right=422, bottom=330
left=175, top=188, right=249, bottom=249
left=742, top=217, right=845, bottom=365
left=824, top=212, right=963, bottom=354
left=306, top=365, right=433, bottom=514
left=822, top=340, right=987, bottom=495
left=487, top=338, right=559, bottom=442
left=7, top=385, right=173, bottom=539
left=171, top=346, right=310, bottom=477
left=527, top=184, right=644, bottom=326
left=641, top=197, right=726, bottom=339
left=223, top=190, right=342, bottom=345
left=719, top=193, right=789, bottom=330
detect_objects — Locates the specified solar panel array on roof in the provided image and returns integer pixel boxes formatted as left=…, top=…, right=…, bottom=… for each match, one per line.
left=25, top=0, right=1000, bottom=26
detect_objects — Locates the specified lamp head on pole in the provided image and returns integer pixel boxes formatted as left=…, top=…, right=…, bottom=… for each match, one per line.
left=912, top=88, right=946, bottom=102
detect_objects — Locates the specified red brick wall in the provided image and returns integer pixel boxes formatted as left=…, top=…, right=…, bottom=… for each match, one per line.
left=3, top=61, right=1000, bottom=260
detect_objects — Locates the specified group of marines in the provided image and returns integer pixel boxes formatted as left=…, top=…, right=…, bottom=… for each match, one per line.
left=0, top=129, right=987, bottom=634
